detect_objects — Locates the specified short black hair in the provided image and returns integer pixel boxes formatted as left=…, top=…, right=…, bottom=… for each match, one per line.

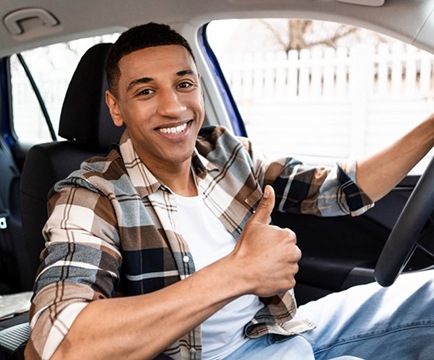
left=106, top=22, right=195, bottom=95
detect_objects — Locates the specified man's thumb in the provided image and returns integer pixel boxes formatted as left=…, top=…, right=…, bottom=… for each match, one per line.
left=252, top=185, right=275, bottom=224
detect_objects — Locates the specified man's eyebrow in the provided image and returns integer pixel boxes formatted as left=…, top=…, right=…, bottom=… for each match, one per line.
left=177, top=69, right=195, bottom=77
left=127, top=77, right=153, bottom=91
left=126, top=70, right=197, bottom=92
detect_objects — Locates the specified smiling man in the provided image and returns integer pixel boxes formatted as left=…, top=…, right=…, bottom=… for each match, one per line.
left=26, top=23, right=434, bottom=360
left=106, top=44, right=205, bottom=196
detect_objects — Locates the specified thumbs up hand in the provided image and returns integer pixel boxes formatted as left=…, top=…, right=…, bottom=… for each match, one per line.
left=231, top=185, right=301, bottom=298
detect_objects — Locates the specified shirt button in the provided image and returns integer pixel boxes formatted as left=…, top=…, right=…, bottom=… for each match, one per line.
left=183, top=255, right=190, bottom=263
left=190, top=348, right=197, bottom=354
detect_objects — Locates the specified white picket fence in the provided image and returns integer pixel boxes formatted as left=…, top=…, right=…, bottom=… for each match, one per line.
left=218, top=43, right=434, bottom=169
left=222, top=43, right=434, bottom=99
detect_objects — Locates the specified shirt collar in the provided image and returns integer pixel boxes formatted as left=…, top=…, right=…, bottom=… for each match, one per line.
left=119, top=129, right=219, bottom=198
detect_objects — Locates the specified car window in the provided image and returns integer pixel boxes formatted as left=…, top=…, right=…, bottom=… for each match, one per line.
left=10, top=33, right=119, bottom=144
left=206, top=19, right=434, bottom=174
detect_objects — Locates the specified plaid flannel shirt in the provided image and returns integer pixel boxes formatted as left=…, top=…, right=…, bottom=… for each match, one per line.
left=27, top=126, right=373, bottom=359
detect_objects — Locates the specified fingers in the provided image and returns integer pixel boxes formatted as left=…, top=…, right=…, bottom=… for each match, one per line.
left=233, top=185, right=302, bottom=296
left=251, top=185, right=275, bottom=225
left=281, top=229, right=302, bottom=262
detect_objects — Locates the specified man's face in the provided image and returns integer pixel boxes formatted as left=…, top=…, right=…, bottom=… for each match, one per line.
left=106, top=45, right=205, bottom=170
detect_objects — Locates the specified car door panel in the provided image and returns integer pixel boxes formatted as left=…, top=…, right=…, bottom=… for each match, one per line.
left=272, top=174, right=434, bottom=305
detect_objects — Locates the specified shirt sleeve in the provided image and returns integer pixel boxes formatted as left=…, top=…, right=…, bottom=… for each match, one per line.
left=27, top=182, right=122, bottom=359
left=239, top=137, right=374, bottom=217
left=273, top=157, right=373, bottom=216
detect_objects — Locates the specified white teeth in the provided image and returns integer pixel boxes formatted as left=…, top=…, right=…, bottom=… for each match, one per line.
left=159, top=123, right=188, bottom=134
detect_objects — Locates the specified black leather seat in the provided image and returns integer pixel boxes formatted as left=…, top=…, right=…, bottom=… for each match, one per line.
left=2, top=42, right=124, bottom=360
left=20, top=42, right=125, bottom=290
left=0, top=136, right=23, bottom=294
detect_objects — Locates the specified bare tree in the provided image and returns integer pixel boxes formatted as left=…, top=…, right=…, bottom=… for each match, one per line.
left=259, top=19, right=359, bottom=52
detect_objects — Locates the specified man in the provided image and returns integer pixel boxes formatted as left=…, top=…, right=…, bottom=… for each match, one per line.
left=26, top=23, right=434, bottom=359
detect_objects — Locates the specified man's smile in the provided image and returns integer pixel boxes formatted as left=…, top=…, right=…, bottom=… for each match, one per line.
left=156, top=120, right=192, bottom=136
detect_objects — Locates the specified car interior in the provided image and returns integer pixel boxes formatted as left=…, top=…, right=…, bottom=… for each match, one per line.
left=20, top=42, right=125, bottom=292
left=1, top=1, right=434, bottom=359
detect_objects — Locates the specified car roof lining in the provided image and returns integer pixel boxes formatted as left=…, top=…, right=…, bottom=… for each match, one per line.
left=1, top=0, right=434, bottom=57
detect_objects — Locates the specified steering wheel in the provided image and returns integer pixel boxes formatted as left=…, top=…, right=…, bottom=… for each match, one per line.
left=374, top=156, right=434, bottom=287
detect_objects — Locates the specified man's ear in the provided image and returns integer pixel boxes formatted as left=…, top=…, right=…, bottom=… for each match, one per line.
left=105, top=90, right=124, bottom=127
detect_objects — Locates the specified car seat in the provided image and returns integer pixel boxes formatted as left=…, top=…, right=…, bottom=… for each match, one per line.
left=0, top=42, right=123, bottom=360
left=19, top=42, right=124, bottom=291
left=0, top=137, right=23, bottom=295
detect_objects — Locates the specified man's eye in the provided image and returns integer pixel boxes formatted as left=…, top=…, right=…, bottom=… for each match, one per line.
left=137, top=88, right=154, bottom=96
left=178, top=81, right=194, bottom=89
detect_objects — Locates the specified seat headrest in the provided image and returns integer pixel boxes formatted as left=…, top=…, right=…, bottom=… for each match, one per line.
left=58, top=43, right=125, bottom=151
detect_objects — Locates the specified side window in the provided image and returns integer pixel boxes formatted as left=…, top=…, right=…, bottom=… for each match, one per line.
left=206, top=19, right=434, bottom=174
left=10, top=33, right=119, bottom=144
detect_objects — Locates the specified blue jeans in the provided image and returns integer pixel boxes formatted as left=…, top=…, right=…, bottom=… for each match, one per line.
left=224, top=269, right=434, bottom=360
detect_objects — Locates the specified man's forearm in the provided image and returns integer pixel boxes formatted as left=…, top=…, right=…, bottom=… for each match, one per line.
left=356, top=114, right=434, bottom=202
left=47, top=255, right=242, bottom=360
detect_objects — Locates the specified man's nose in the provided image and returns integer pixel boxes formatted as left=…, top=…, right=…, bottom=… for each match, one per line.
left=157, top=89, right=186, bottom=117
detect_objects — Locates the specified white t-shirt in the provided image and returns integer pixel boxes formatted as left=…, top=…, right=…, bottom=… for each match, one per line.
left=174, top=193, right=263, bottom=359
